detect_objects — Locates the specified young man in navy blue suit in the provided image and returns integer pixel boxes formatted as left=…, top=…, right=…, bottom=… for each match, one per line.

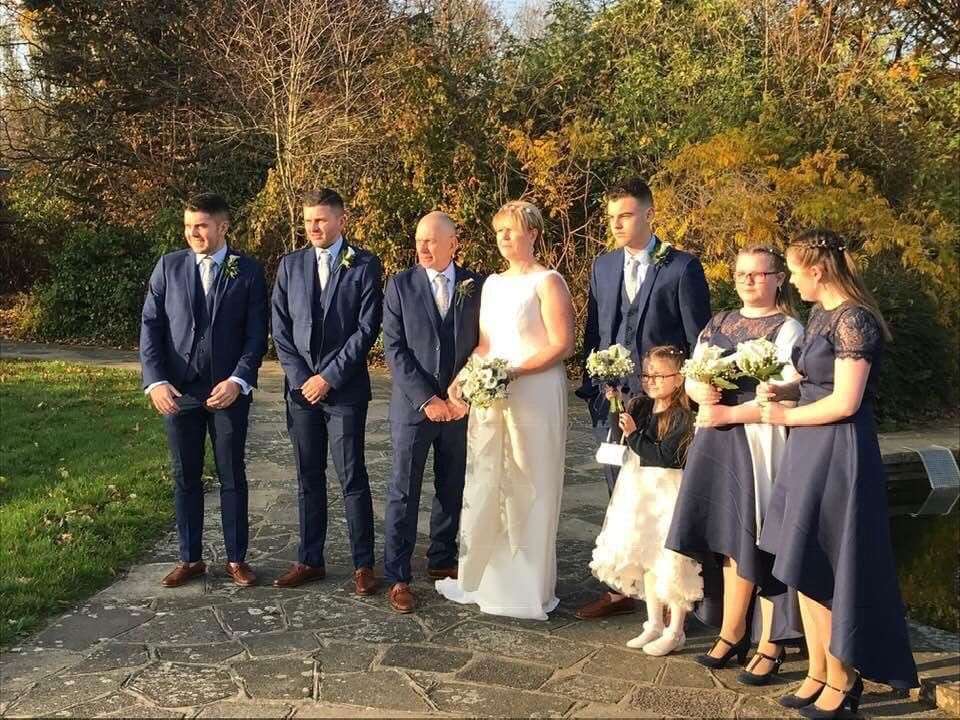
left=575, top=178, right=711, bottom=619
left=271, top=189, right=384, bottom=595
left=141, top=192, right=268, bottom=588
left=381, top=212, right=482, bottom=613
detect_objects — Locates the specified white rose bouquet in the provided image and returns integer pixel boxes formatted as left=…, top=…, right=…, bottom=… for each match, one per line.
left=734, top=338, right=785, bottom=382
left=680, top=344, right=740, bottom=390
left=585, top=344, right=636, bottom=414
left=459, top=356, right=511, bottom=409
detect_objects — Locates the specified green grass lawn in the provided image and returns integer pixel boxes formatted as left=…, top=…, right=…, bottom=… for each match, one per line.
left=0, top=359, right=173, bottom=647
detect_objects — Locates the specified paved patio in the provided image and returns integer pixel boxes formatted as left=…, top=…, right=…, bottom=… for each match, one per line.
left=1, top=343, right=958, bottom=718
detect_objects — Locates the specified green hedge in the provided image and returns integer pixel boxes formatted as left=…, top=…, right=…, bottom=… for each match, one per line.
left=25, top=224, right=179, bottom=346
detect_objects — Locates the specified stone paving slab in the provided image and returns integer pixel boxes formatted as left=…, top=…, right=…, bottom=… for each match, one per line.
left=1, top=350, right=957, bottom=718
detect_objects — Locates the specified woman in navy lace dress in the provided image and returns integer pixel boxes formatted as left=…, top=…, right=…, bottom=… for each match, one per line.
left=666, top=247, right=804, bottom=684
left=759, top=230, right=918, bottom=718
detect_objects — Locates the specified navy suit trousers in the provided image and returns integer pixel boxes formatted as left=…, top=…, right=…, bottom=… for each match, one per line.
left=383, top=417, right=467, bottom=584
left=286, top=392, right=375, bottom=569
left=164, top=380, right=251, bottom=563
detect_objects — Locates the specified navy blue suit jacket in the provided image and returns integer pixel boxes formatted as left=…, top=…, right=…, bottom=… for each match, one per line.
left=577, top=244, right=711, bottom=417
left=140, top=248, right=268, bottom=390
left=271, top=241, right=383, bottom=405
left=383, top=265, right=483, bottom=424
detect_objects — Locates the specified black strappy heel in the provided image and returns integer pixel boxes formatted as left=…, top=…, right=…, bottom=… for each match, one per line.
left=798, top=673, right=863, bottom=719
left=737, top=646, right=784, bottom=686
left=694, top=633, right=750, bottom=669
left=779, top=675, right=826, bottom=708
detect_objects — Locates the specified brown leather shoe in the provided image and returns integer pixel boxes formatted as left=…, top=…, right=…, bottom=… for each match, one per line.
left=354, top=567, right=378, bottom=596
left=273, top=562, right=325, bottom=588
left=427, top=566, right=458, bottom=580
left=161, top=561, right=206, bottom=588
left=389, top=583, right=416, bottom=613
left=225, top=562, right=257, bottom=587
left=575, top=593, right=637, bottom=620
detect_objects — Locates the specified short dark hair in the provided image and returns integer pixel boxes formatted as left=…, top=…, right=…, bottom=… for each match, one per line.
left=302, top=188, right=345, bottom=213
left=607, top=178, right=654, bottom=207
left=185, top=192, right=230, bottom=219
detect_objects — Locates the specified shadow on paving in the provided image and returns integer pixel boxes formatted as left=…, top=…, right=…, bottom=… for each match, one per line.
left=1, top=350, right=957, bottom=718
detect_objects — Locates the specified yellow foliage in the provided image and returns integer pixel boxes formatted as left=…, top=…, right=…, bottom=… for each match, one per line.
left=653, top=127, right=959, bottom=313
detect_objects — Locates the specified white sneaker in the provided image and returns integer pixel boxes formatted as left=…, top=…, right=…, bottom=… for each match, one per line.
left=626, top=621, right=664, bottom=649
left=643, top=628, right=686, bottom=656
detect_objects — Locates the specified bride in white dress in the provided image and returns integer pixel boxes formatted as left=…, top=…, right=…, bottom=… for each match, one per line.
left=436, top=200, right=575, bottom=620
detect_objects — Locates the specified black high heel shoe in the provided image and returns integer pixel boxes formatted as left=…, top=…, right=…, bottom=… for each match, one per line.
left=779, top=676, right=826, bottom=708
left=799, top=673, right=863, bottom=719
left=695, top=633, right=750, bottom=669
left=737, top=646, right=784, bottom=686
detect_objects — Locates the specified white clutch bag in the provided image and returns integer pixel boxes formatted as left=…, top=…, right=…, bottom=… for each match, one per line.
left=595, top=441, right=628, bottom=466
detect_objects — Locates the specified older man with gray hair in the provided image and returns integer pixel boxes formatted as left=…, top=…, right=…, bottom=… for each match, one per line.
left=381, top=211, right=484, bottom=613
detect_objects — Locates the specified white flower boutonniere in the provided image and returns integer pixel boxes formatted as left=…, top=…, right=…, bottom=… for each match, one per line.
left=223, top=254, right=241, bottom=280
left=455, top=277, right=476, bottom=307
left=652, top=241, right=673, bottom=267
left=339, top=246, right=357, bottom=270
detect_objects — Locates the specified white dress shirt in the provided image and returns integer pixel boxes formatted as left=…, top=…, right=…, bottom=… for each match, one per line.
left=316, top=235, right=345, bottom=285
left=623, top=234, right=658, bottom=295
left=425, top=262, right=456, bottom=317
left=144, top=244, right=251, bottom=397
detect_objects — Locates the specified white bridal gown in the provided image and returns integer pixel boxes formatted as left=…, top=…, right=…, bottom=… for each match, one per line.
left=435, top=270, right=568, bottom=620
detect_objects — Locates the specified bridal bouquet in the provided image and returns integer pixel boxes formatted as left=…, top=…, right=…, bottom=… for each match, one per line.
left=680, top=344, right=740, bottom=390
left=459, top=356, right=511, bottom=409
left=585, top=344, right=636, bottom=413
left=735, top=338, right=785, bottom=382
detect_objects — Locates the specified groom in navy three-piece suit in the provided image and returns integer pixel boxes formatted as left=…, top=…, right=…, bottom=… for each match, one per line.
left=271, top=189, right=384, bottom=596
left=574, top=178, right=711, bottom=620
left=140, top=192, right=268, bottom=589
left=381, top=212, right=482, bottom=614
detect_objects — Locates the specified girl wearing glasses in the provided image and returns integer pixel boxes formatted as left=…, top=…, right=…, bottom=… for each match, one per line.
left=665, top=246, right=804, bottom=684
left=589, top=345, right=699, bottom=655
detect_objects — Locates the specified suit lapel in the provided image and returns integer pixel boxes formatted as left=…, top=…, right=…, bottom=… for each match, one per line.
left=321, top=243, right=347, bottom=315
left=303, top=248, right=318, bottom=323
left=633, top=249, right=662, bottom=322
left=415, top=266, right=442, bottom=336
left=209, top=249, right=236, bottom=324
left=608, top=249, right=625, bottom=341
left=181, top=252, right=197, bottom=324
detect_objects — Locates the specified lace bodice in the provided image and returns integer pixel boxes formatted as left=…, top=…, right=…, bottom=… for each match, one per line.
left=697, top=310, right=797, bottom=405
left=699, top=310, right=787, bottom=348
left=796, top=302, right=884, bottom=404
left=480, top=270, right=566, bottom=367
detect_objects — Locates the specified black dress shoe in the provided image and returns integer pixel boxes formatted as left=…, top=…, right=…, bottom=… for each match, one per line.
left=779, top=676, right=826, bottom=709
left=695, top=633, right=750, bottom=669
left=737, top=646, right=784, bottom=686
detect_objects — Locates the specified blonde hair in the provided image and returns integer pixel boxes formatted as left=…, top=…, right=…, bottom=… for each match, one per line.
left=492, top=200, right=545, bottom=241
left=787, top=229, right=892, bottom=341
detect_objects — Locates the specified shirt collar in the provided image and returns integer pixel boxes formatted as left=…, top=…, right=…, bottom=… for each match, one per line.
left=194, top=244, right=229, bottom=266
left=425, top=262, right=455, bottom=285
left=315, top=235, right=345, bottom=262
left=624, top=234, right=657, bottom=265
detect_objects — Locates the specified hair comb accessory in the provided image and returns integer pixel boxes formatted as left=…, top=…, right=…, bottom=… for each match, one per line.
left=792, top=233, right=847, bottom=253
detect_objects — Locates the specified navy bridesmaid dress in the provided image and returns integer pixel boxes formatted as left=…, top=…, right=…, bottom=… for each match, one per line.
left=666, top=310, right=801, bottom=642
left=759, top=302, right=918, bottom=688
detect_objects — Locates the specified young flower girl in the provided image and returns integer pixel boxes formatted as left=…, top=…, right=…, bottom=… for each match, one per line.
left=589, top=345, right=701, bottom=656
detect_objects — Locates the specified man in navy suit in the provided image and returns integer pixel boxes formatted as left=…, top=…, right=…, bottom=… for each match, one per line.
left=271, top=189, right=384, bottom=596
left=381, top=212, right=482, bottom=613
left=140, top=192, right=268, bottom=589
left=575, top=178, right=711, bottom=619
